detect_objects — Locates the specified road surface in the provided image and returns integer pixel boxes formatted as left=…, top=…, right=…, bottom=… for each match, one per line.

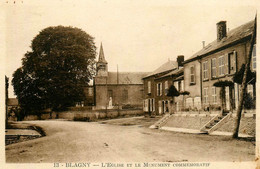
left=6, top=119, right=255, bottom=163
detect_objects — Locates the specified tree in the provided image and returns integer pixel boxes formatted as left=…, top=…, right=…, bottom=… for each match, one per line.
left=167, top=85, right=180, bottom=113
left=233, top=64, right=256, bottom=84
left=12, top=26, right=96, bottom=115
left=233, top=16, right=256, bottom=138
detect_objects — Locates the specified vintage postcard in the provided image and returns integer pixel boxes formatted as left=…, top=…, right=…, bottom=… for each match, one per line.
left=1, top=0, right=259, bottom=169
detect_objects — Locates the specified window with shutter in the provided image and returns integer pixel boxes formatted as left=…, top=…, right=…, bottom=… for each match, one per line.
left=203, top=61, right=208, bottom=80
left=203, top=87, right=208, bottom=104
left=165, top=81, right=168, bottom=95
left=148, top=81, right=151, bottom=94
left=229, top=51, right=237, bottom=74
left=212, top=87, right=217, bottom=104
left=225, top=54, right=229, bottom=74
left=211, top=58, right=217, bottom=78
left=190, top=65, right=195, bottom=84
left=160, top=83, right=162, bottom=96
left=218, top=56, right=225, bottom=76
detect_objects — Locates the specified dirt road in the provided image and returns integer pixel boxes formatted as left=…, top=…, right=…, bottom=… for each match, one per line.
left=5, top=119, right=255, bottom=163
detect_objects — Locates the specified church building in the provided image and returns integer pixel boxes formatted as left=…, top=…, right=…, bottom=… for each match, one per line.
left=94, top=43, right=149, bottom=109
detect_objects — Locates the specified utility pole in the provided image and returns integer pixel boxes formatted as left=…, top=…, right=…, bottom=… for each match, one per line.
left=232, top=16, right=256, bottom=138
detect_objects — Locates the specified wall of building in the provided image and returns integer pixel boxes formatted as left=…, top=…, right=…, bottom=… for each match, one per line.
left=95, top=84, right=143, bottom=109
left=143, top=76, right=155, bottom=113
left=183, top=60, right=201, bottom=110
left=201, top=41, right=251, bottom=110
left=107, top=84, right=144, bottom=106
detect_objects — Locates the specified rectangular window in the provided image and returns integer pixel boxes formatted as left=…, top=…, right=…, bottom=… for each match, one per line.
left=212, top=87, right=217, bottom=104
left=157, top=83, right=159, bottom=96
left=149, top=99, right=152, bottom=112
left=218, top=56, right=225, bottom=76
left=190, top=65, right=195, bottom=84
left=148, top=81, right=151, bottom=94
left=157, top=83, right=162, bottom=96
left=164, top=81, right=168, bottom=95
left=203, top=87, right=208, bottom=104
left=203, top=61, right=208, bottom=80
left=160, top=83, right=162, bottom=96
left=229, top=51, right=237, bottom=74
left=252, top=45, right=256, bottom=71
left=211, top=58, right=217, bottom=78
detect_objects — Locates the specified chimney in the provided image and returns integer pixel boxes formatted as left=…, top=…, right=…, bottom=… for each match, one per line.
left=202, top=41, right=205, bottom=48
left=177, top=55, right=184, bottom=68
left=216, top=21, right=227, bottom=41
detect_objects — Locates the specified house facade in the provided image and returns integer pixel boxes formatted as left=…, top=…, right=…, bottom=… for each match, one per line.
left=94, top=44, right=149, bottom=109
left=143, top=56, right=184, bottom=115
left=183, top=20, right=256, bottom=112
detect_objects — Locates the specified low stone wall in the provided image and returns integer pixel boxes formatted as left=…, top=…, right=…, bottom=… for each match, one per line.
left=23, top=109, right=144, bottom=121
left=164, top=113, right=255, bottom=136
left=217, top=116, right=256, bottom=136
left=164, top=115, right=214, bottom=130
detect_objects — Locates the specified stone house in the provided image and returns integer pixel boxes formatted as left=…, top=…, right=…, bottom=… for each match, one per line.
left=142, top=56, right=184, bottom=115
left=183, top=20, right=256, bottom=111
left=94, top=43, right=149, bottom=109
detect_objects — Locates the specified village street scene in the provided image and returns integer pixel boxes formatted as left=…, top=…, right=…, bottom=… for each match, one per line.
left=3, top=1, right=258, bottom=168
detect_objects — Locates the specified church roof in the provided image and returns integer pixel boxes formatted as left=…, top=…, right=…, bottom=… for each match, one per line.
left=107, top=72, right=150, bottom=84
left=98, top=43, right=107, bottom=63
left=184, top=19, right=255, bottom=64
left=143, top=60, right=178, bottom=79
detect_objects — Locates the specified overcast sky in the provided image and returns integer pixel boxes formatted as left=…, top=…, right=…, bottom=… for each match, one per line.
left=2, top=0, right=257, bottom=97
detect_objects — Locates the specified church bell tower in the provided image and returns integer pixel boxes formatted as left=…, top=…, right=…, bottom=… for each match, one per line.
left=96, top=43, right=108, bottom=77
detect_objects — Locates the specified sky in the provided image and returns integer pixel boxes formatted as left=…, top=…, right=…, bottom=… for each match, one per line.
left=1, top=0, right=257, bottom=98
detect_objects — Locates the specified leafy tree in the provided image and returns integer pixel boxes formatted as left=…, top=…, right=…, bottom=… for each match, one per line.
left=233, top=64, right=256, bottom=84
left=167, top=85, right=179, bottom=113
left=167, top=85, right=180, bottom=98
left=12, top=26, right=96, bottom=114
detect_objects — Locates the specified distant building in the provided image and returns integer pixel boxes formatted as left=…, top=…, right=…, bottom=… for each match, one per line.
left=142, top=56, right=184, bottom=116
left=94, top=43, right=149, bottom=109
left=183, top=20, right=256, bottom=111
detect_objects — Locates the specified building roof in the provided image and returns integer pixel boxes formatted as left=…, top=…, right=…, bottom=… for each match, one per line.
left=156, top=67, right=184, bottom=79
left=7, top=98, right=18, bottom=106
left=184, top=20, right=255, bottom=64
left=143, top=60, right=178, bottom=79
left=107, top=72, right=150, bottom=84
left=98, top=43, right=107, bottom=64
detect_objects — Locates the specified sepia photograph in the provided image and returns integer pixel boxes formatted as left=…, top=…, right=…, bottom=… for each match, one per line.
left=1, top=0, right=259, bottom=168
